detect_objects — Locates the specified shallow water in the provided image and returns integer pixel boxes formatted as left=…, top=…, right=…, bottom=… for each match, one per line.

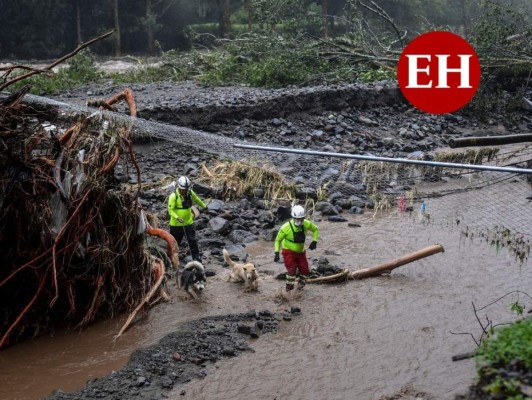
left=0, top=194, right=530, bottom=400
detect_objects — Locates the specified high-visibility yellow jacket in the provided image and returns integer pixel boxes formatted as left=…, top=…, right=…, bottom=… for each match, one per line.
left=168, top=189, right=206, bottom=227
left=274, top=219, right=319, bottom=253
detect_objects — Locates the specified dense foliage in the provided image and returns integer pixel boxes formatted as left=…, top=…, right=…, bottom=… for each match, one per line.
left=475, top=318, right=532, bottom=399
left=1, top=0, right=530, bottom=59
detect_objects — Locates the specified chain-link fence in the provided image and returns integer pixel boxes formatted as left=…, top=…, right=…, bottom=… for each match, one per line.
left=26, top=94, right=532, bottom=263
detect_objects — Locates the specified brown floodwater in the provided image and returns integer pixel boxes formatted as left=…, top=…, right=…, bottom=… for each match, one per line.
left=0, top=188, right=530, bottom=400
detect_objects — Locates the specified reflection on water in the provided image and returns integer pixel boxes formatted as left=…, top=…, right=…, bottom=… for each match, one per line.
left=0, top=199, right=530, bottom=400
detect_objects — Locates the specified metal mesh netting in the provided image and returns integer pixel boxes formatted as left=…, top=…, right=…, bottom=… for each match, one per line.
left=25, top=94, right=532, bottom=263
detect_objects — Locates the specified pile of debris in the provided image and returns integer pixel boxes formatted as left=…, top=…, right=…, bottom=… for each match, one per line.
left=0, top=84, right=166, bottom=349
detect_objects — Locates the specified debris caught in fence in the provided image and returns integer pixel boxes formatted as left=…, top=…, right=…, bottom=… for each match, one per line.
left=0, top=38, right=175, bottom=348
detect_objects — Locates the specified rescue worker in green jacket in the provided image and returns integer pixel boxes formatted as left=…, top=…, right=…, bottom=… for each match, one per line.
left=274, top=205, right=319, bottom=291
left=168, top=176, right=207, bottom=261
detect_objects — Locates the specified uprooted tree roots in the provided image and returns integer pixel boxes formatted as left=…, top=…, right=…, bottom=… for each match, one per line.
left=0, top=86, right=170, bottom=349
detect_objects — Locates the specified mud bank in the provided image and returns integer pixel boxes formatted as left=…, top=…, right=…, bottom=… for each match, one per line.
left=45, top=310, right=282, bottom=400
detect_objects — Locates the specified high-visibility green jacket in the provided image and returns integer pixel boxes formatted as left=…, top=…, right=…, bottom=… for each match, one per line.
left=274, top=219, right=319, bottom=253
left=168, top=189, right=206, bottom=227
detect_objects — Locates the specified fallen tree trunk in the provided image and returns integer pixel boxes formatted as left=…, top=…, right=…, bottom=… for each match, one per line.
left=348, top=244, right=444, bottom=280
left=449, top=133, right=532, bottom=148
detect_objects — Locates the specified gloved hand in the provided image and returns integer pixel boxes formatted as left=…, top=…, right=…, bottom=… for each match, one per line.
left=274, top=252, right=280, bottom=262
left=309, top=241, right=317, bottom=250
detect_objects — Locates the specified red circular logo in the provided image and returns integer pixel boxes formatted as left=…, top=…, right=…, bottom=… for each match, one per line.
left=397, top=31, right=481, bottom=114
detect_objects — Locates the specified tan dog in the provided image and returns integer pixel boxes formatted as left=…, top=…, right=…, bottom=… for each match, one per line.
left=223, top=249, right=258, bottom=292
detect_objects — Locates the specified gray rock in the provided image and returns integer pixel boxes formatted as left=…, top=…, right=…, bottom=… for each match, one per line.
left=183, top=163, right=197, bottom=175
left=229, top=230, right=258, bottom=244
left=198, top=238, right=226, bottom=247
left=328, top=191, right=344, bottom=203
left=335, top=198, right=352, bottom=209
left=207, top=199, right=225, bottom=211
left=328, top=215, right=347, bottom=222
left=311, top=129, right=324, bottom=138
left=222, top=347, right=236, bottom=356
left=253, top=188, right=265, bottom=198
left=348, top=196, right=366, bottom=208
left=296, top=187, right=318, bottom=200
left=224, top=244, right=247, bottom=260
left=315, top=201, right=339, bottom=216
left=209, top=217, right=230, bottom=234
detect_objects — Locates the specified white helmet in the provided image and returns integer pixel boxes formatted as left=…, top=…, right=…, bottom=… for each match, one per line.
left=291, top=205, right=305, bottom=218
left=177, top=176, right=191, bottom=189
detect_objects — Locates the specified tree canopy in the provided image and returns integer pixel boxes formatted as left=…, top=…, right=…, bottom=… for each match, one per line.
left=1, top=0, right=530, bottom=59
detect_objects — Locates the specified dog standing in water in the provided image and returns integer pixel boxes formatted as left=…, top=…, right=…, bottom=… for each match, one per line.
left=178, top=260, right=207, bottom=299
left=223, top=249, right=259, bottom=292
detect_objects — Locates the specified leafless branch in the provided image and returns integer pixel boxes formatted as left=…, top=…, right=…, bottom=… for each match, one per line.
left=450, top=291, right=530, bottom=348
left=476, top=290, right=532, bottom=311
left=0, top=30, right=115, bottom=92
left=449, top=330, right=480, bottom=347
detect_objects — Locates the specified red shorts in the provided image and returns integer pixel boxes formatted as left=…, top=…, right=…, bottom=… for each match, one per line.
left=282, top=249, right=309, bottom=276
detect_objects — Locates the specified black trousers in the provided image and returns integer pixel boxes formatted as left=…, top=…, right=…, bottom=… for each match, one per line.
left=170, top=224, right=200, bottom=260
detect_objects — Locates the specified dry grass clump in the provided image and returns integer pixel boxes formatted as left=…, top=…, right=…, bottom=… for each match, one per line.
left=199, top=160, right=299, bottom=202
left=356, top=161, right=418, bottom=193
left=434, top=148, right=499, bottom=164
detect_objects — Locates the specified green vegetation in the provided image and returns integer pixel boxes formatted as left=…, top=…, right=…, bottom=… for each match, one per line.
left=12, top=34, right=396, bottom=94
left=14, top=50, right=102, bottom=94
left=4, top=0, right=528, bottom=116
left=475, top=318, right=532, bottom=399
left=465, top=0, right=532, bottom=120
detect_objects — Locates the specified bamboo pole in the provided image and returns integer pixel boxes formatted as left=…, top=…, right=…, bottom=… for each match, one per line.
left=348, top=244, right=444, bottom=280
left=449, top=133, right=532, bottom=148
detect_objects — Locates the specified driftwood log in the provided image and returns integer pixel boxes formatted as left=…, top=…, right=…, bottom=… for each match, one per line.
left=449, top=133, right=532, bottom=148
left=306, top=244, right=444, bottom=284
left=348, top=244, right=444, bottom=279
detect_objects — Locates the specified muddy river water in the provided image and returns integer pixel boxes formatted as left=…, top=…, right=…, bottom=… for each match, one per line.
left=0, top=191, right=530, bottom=400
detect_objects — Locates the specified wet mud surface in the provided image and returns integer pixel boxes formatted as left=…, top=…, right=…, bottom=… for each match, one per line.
left=45, top=311, right=281, bottom=400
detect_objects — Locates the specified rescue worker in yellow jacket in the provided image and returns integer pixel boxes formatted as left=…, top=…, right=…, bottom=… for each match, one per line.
left=168, top=176, right=207, bottom=261
left=274, top=205, right=319, bottom=291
